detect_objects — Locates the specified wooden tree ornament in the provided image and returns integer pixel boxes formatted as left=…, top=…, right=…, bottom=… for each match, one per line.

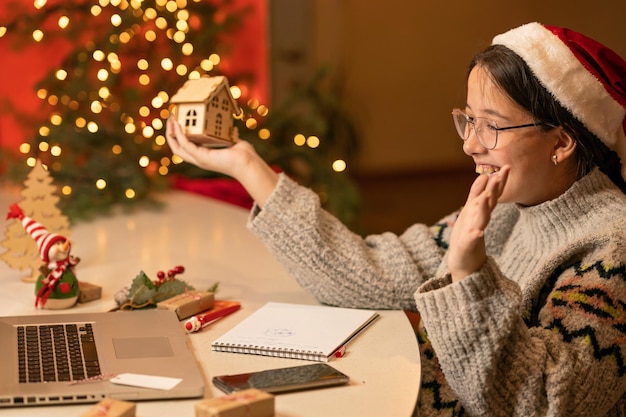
left=1, top=160, right=71, bottom=282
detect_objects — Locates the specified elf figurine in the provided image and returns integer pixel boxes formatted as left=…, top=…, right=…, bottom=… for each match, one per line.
left=6, top=203, right=80, bottom=309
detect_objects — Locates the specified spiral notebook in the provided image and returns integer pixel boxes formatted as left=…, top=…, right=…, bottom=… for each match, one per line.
left=211, top=302, right=379, bottom=362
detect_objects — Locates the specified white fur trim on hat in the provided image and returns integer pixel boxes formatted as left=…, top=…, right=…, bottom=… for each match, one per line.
left=492, top=22, right=626, bottom=180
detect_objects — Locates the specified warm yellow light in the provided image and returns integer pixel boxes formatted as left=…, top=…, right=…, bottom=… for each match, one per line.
left=87, top=121, right=99, bottom=133
left=307, top=136, right=320, bottom=148
left=96, top=179, right=107, bottom=190
left=34, top=0, right=47, bottom=10
left=294, top=134, right=306, bottom=146
left=32, top=30, right=44, bottom=42
left=200, top=59, right=213, bottom=71
left=97, top=69, right=109, bottom=81
left=125, top=189, right=136, bottom=199
left=139, top=156, right=150, bottom=167
left=0, top=27, right=7, bottom=38
left=172, top=154, right=184, bottom=164
left=144, top=8, right=157, bottom=19
left=119, top=32, right=131, bottom=43
left=230, top=86, right=241, bottom=99
left=137, top=59, right=149, bottom=70
left=247, top=98, right=258, bottom=110
left=110, top=61, right=121, bottom=73
left=93, top=50, right=105, bottom=61
left=258, top=129, right=270, bottom=140
left=47, top=95, right=58, bottom=105
left=188, top=70, right=201, bottom=79
left=139, top=106, right=150, bottom=117
left=19, top=143, right=31, bottom=154
left=176, top=20, right=189, bottom=32
left=161, top=58, right=173, bottom=71
left=245, top=118, right=257, bottom=129
left=139, top=74, right=150, bottom=85
left=142, top=126, right=154, bottom=138
left=152, top=118, right=164, bottom=130
left=173, top=31, right=185, bottom=43
left=151, top=96, right=164, bottom=108
left=181, top=42, right=193, bottom=55
left=39, top=126, right=50, bottom=136
left=98, top=86, right=110, bottom=99
left=176, top=64, right=187, bottom=76
left=107, top=52, right=119, bottom=64
left=75, top=117, right=87, bottom=128
left=165, top=1, right=177, bottom=12
left=332, top=160, right=347, bottom=172
left=50, top=114, right=63, bottom=125
left=26, top=157, right=38, bottom=167
left=90, top=5, right=102, bottom=16
left=155, top=17, right=167, bottom=30
left=145, top=30, right=156, bottom=42
left=39, top=142, right=50, bottom=152
left=62, top=185, right=72, bottom=195
left=91, top=101, right=103, bottom=113
left=209, top=54, right=220, bottom=65
left=51, top=145, right=62, bottom=157
left=257, top=105, right=269, bottom=117
left=111, top=14, right=122, bottom=27
left=58, top=16, right=70, bottom=29
left=112, top=145, right=122, bottom=155
left=125, top=123, right=136, bottom=134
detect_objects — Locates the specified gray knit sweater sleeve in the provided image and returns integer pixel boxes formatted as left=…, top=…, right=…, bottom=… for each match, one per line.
left=247, top=173, right=448, bottom=310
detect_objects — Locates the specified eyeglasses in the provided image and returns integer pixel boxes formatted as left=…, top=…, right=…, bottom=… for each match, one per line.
left=451, top=108, right=551, bottom=150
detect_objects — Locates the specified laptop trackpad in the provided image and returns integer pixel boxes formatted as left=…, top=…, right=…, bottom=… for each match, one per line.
left=113, top=337, right=174, bottom=359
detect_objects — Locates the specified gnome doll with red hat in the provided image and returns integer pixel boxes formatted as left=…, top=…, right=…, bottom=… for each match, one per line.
left=6, top=203, right=80, bottom=309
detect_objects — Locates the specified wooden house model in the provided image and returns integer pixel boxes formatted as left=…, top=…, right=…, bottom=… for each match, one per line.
left=169, top=76, right=241, bottom=147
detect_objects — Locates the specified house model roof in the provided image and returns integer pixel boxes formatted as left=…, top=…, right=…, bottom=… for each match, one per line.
left=169, top=75, right=240, bottom=113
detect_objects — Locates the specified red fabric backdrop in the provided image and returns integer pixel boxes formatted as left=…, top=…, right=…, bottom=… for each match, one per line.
left=0, top=0, right=267, bottom=154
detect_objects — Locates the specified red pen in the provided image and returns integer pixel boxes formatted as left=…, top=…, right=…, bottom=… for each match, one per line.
left=185, top=300, right=241, bottom=333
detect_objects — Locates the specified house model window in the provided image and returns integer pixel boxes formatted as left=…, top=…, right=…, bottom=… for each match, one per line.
left=169, top=76, right=241, bottom=147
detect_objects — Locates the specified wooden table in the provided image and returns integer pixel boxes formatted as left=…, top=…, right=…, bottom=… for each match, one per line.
left=0, top=185, right=421, bottom=417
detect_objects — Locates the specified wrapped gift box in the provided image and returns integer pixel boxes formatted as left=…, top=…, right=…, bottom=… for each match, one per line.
left=80, top=398, right=136, bottom=417
left=78, top=281, right=102, bottom=303
left=157, top=290, right=215, bottom=320
left=195, top=388, right=274, bottom=417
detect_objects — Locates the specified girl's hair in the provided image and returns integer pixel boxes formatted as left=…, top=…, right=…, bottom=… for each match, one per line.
left=469, top=44, right=626, bottom=193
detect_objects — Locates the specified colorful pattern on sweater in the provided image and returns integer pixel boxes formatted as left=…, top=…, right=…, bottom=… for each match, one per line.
left=416, top=320, right=466, bottom=416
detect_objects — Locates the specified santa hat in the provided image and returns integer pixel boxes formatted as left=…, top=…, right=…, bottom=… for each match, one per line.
left=492, top=22, right=626, bottom=180
left=6, top=203, right=66, bottom=263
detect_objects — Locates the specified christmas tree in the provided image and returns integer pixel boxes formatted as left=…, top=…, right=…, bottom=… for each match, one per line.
left=1, top=159, right=71, bottom=282
left=0, top=0, right=361, bottom=225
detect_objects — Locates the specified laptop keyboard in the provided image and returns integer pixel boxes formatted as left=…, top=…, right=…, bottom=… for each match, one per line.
left=17, top=323, right=101, bottom=383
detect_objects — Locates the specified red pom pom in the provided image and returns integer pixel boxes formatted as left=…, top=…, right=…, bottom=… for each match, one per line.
left=59, top=282, right=71, bottom=294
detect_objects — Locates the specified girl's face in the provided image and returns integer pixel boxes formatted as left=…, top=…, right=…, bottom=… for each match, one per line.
left=463, top=66, right=566, bottom=206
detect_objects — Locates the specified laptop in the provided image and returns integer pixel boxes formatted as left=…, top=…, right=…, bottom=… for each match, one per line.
left=0, top=309, right=205, bottom=407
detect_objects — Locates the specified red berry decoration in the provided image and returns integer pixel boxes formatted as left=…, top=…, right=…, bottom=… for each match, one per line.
left=174, top=265, right=185, bottom=274
left=157, top=271, right=165, bottom=280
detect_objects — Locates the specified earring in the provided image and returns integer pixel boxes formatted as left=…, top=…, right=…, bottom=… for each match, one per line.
left=552, top=154, right=558, bottom=166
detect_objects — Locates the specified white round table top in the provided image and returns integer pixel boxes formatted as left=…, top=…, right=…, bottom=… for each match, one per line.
left=0, top=185, right=420, bottom=417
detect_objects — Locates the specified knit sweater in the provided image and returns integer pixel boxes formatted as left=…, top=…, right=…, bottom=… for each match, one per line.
left=247, top=168, right=626, bottom=417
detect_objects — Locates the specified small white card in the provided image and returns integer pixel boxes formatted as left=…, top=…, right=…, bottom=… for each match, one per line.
left=110, top=373, right=182, bottom=391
